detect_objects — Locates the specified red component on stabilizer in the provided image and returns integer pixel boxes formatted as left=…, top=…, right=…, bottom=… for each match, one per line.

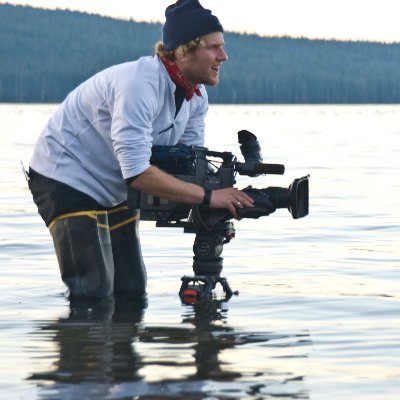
left=182, top=288, right=198, bottom=303
left=225, top=232, right=235, bottom=241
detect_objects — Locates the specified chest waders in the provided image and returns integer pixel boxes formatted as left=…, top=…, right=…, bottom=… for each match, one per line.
left=49, top=207, right=146, bottom=300
left=28, top=169, right=146, bottom=300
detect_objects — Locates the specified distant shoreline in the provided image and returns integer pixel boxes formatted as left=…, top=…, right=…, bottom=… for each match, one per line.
left=2, top=4, right=400, bottom=104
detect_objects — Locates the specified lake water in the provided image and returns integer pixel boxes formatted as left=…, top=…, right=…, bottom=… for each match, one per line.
left=0, top=104, right=399, bottom=400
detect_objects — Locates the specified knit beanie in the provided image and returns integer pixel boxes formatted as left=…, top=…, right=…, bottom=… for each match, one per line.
left=163, top=0, right=224, bottom=51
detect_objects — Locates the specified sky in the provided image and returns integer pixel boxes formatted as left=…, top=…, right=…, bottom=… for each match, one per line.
left=1, top=0, right=399, bottom=43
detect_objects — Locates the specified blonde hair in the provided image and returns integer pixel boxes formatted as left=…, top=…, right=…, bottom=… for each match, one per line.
left=155, top=37, right=206, bottom=60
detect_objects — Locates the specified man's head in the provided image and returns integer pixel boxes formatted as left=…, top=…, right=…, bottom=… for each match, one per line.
left=162, top=0, right=223, bottom=51
left=157, top=0, right=228, bottom=86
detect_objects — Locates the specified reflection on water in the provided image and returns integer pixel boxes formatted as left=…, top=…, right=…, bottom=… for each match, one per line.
left=28, top=296, right=146, bottom=385
left=27, top=296, right=311, bottom=399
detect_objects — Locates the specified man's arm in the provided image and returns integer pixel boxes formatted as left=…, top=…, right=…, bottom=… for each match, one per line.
left=130, top=165, right=254, bottom=219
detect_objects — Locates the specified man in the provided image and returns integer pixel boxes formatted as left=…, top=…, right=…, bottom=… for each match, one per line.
left=28, top=0, right=254, bottom=300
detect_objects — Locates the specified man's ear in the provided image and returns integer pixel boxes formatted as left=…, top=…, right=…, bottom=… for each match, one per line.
left=174, top=48, right=190, bottom=64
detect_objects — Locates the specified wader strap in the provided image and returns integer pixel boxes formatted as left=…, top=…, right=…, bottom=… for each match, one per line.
left=109, top=214, right=139, bottom=232
left=48, top=206, right=140, bottom=231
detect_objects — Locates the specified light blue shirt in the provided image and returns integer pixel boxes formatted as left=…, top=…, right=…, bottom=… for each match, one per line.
left=30, top=56, right=208, bottom=207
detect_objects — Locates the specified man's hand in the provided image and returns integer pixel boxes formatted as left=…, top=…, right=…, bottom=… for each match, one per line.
left=210, top=188, right=254, bottom=219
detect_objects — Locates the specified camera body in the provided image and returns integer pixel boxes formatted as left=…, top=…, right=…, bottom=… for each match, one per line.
left=127, top=130, right=309, bottom=301
left=128, top=130, right=309, bottom=229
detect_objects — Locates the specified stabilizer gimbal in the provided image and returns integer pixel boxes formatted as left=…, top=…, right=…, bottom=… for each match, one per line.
left=128, top=130, right=309, bottom=302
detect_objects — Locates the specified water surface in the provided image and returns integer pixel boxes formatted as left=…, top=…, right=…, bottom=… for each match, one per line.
left=0, top=104, right=399, bottom=399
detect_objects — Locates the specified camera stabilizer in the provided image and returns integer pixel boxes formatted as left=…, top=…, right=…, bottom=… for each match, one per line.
left=128, top=130, right=309, bottom=302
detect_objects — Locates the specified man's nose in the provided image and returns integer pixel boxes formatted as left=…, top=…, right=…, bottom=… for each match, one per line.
left=219, top=47, right=228, bottom=61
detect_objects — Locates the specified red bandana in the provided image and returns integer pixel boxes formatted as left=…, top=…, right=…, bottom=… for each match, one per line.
left=159, top=56, right=202, bottom=101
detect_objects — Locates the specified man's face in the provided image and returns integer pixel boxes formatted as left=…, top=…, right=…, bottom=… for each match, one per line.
left=179, top=32, right=228, bottom=86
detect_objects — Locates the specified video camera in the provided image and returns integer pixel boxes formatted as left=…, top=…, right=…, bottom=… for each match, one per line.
left=128, top=130, right=309, bottom=302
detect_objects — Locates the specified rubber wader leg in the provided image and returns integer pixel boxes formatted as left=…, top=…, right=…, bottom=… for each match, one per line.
left=108, top=208, right=147, bottom=296
left=50, top=213, right=114, bottom=300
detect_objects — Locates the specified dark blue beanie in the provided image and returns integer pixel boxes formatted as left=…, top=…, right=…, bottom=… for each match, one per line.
left=163, top=0, right=224, bottom=51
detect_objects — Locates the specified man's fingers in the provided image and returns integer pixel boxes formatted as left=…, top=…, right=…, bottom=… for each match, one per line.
left=236, top=192, right=254, bottom=207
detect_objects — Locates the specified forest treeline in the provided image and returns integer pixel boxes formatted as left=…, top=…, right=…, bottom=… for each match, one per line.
left=1, top=4, right=400, bottom=104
